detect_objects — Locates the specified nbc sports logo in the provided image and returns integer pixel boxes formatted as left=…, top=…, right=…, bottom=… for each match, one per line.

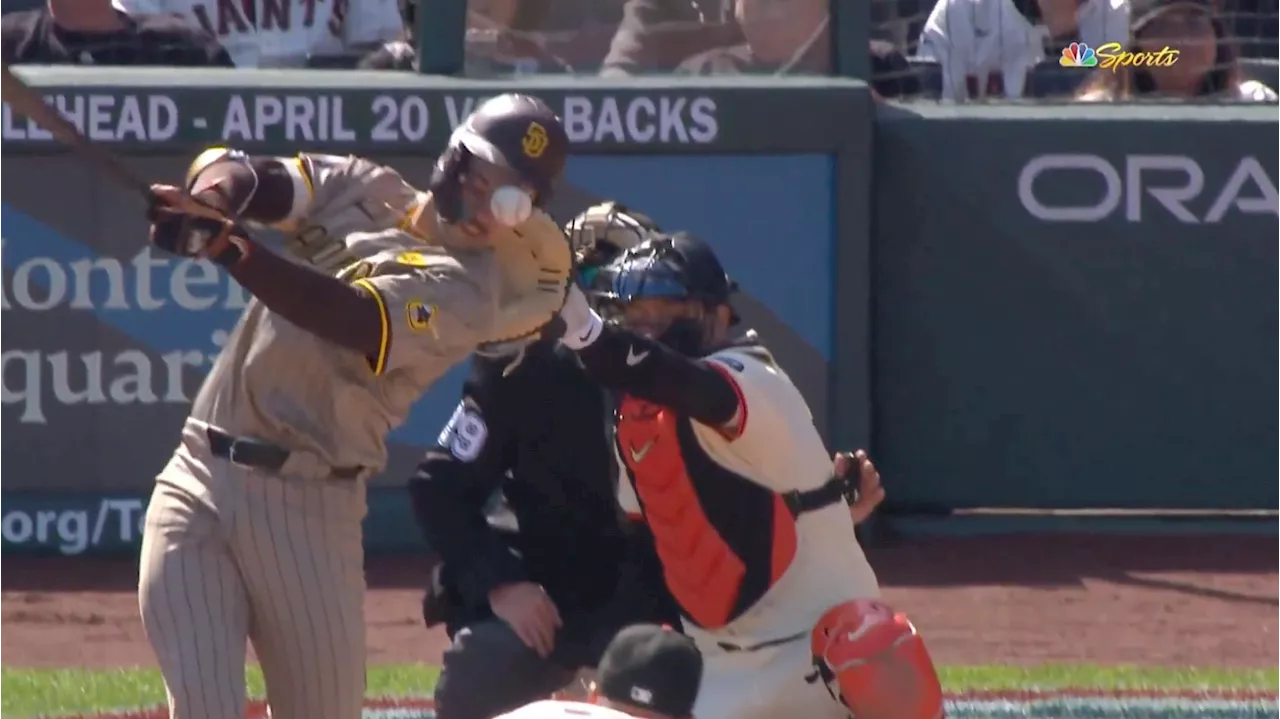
left=1060, top=42, right=1098, bottom=67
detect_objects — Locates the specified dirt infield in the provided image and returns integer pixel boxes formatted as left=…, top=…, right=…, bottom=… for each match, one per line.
left=3, top=534, right=1276, bottom=670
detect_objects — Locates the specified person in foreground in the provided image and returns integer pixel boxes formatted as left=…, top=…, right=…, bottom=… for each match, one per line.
left=553, top=232, right=946, bottom=719
left=412, top=201, right=682, bottom=719
left=136, top=94, right=574, bottom=719
left=497, top=623, right=704, bottom=719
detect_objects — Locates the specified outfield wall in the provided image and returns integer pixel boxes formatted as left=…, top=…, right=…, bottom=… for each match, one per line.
left=1, top=69, right=1274, bottom=555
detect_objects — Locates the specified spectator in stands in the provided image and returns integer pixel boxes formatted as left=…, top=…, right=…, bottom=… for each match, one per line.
left=110, top=0, right=402, bottom=68
left=916, top=0, right=1130, bottom=99
left=1075, top=0, right=1279, bottom=101
left=676, top=0, right=830, bottom=74
left=2, top=0, right=230, bottom=66
left=360, top=0, right=574, bottom=74
left=601, top=0, right=743, bottom=75
left=870, top=38, right=925, bottom=97
left=359, top=0, right=420, bottom=70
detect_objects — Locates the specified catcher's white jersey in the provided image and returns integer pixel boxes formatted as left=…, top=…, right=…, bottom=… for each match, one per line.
left=495, top=700, right=638, bottom=719
left=111, top=0, right=402, bottom=67
left=617, top=340, right=881, bottom=650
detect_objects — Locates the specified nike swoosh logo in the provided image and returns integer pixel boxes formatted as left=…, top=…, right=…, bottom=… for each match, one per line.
left=629, top=440, right=655, bottom=463
left=626, top=347, right=650, bottom=366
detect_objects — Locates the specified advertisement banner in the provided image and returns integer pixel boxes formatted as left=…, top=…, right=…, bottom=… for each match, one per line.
left=0, top=68, right=865, bottom=153
left=0, top=489, right=425, bottom=556
left=872, top=107, right=1278, bottom=510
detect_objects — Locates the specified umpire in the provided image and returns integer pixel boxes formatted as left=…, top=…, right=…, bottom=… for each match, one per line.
left=409, top=202, right=681, bottom=719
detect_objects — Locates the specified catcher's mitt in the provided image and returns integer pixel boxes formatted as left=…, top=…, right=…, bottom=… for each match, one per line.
left=479, top=208, right=574, bottom=357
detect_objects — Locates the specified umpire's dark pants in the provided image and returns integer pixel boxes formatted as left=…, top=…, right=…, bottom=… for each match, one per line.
left=432, top=572, right=676, bottom=719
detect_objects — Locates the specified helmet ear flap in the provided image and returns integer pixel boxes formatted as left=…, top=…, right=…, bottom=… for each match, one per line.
left=428, top=144, right=474, bottom=224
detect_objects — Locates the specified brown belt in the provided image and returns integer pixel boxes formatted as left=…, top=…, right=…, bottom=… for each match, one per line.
left=205, top=427, right=363, bottom=480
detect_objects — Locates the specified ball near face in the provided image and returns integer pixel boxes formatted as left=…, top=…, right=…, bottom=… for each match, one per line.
left=489, top=185, right=533, bottom=227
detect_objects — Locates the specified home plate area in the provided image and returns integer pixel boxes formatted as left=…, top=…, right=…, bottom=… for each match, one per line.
left=79, top=693, right=1280, bottom=719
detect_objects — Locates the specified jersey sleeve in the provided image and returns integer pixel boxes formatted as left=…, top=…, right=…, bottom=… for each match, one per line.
left=288, top=153, right=421, bottom=229
left=916, top=0, right=973, bottom=101
left=265, top=154, right=420, bottom=272
left=350, top=265, right=490, bottom=376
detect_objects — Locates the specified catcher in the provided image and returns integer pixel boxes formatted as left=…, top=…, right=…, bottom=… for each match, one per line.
left=136, top=94, right=574, bottom=719
left=554, top=233, right=945, bottom=719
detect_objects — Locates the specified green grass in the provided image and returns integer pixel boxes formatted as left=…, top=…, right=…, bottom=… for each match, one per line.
left=0, top=665, right=439, bottom=718
left=1, top=664, right=1275, bottom=718
left=937, top=665, right=1278, bottom=692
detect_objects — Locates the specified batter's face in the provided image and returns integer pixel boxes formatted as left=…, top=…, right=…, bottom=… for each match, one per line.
left=456, top=156, right=534, bottom=242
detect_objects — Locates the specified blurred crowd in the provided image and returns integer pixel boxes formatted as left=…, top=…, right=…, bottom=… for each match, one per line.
left=2, top=0, right=1276, bottom=101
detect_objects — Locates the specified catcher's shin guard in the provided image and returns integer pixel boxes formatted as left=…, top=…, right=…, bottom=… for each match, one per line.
left=809, top=599, right=945, bottom=719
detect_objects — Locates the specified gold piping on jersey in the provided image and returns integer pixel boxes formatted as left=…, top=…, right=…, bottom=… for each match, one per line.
left=397, top=194, right=429, bottom=240
left=186, top=146, right=230, bottom=186
left=352, top=278, right=391, bottom=375
left=294, top=155, right=315, bottom=196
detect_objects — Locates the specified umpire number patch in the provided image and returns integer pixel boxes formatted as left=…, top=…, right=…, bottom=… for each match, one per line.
left=437, top=402, right=488, bottom=462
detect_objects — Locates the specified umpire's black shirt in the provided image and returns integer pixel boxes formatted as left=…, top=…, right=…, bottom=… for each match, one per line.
left=410, top=341, right=646, bottom=617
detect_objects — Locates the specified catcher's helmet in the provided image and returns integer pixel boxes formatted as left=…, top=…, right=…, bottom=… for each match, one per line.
left=606, top=232, right=735, bottom=309
left=429, top=93, right=569, bottom=224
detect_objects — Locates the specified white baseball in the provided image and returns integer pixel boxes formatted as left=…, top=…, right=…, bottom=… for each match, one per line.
left=490, top=185, right=533, bottom=227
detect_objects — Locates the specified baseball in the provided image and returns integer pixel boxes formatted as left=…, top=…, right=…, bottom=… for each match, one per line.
left=490, top=185, right=533, bottom=227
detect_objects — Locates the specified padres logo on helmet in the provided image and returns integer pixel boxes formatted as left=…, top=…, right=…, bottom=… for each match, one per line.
left=521, top=122, right=549, bottom=158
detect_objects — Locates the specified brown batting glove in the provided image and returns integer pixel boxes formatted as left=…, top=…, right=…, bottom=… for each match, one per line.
left=147, top=184, right=250, bottom=267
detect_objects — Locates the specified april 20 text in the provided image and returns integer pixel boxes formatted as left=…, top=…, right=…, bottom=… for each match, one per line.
left=2, top=92, right=719, bottom=145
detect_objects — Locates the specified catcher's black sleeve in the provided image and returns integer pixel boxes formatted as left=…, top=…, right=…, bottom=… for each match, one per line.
left=575, top=324, right=740, bottom=427
left=408, top=356, right=529, bottom=606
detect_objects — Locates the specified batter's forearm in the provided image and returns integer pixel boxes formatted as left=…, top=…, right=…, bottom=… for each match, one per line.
left=225, top=238, right=383, bottom=358
left=189, top=152, right=304, bottom=225
left=575, top=325, right=739, bottom=425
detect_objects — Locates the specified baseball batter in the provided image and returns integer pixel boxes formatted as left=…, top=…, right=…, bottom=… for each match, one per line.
left=136, top=94, right=573, bottom=719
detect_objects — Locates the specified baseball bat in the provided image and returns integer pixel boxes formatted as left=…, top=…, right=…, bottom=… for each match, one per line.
left=1, top=62, right=155, bottom=199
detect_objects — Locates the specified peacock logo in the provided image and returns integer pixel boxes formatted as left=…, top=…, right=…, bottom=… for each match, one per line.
left=1060, top=42, right=1099, bottom=68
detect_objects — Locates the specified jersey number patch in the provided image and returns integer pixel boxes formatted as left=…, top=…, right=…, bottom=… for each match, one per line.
left=437, top=402, right=488, bottom=462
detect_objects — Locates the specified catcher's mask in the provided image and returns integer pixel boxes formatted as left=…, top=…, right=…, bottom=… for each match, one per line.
left=565, top=201, right=662, bottom=299
left=601, top=232, right=738, bottom=355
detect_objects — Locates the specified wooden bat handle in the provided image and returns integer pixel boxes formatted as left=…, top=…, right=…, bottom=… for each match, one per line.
left=1, top=62, right=155, bottom=199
